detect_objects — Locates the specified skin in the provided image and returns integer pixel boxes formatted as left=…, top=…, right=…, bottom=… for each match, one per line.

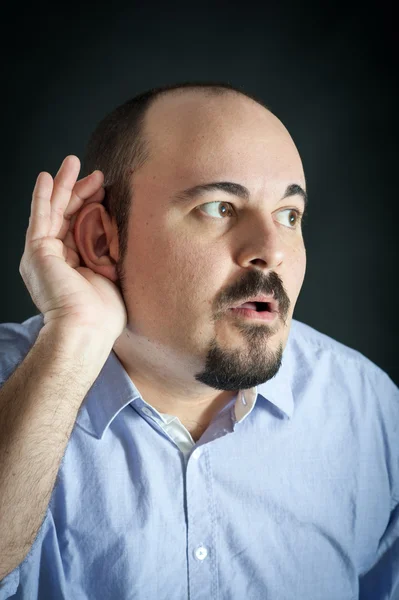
left=74, top=90, right=307, bottom=440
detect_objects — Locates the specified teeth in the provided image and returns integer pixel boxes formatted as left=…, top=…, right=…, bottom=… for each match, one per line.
left=238, top=302, right=258, bottom=310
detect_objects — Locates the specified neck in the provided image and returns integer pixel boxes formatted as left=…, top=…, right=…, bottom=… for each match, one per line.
left=112, top=333, right=238, bottom=439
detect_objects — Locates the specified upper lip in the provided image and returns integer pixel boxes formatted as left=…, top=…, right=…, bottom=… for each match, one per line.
left=229, top=295, right=279, bottom=312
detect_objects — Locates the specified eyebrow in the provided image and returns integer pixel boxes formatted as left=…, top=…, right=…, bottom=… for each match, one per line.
left=171, top=181, right=308, bottom=210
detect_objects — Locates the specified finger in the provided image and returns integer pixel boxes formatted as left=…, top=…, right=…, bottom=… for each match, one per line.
left=64, top=170, right=105, bottom=219
left=64, top=245, right=81, bottom=269
left=55, top=178, right=105, bottom=241
left=69, top=184, right=105, bottom=226
left=63, top=229, right=79, bottom=254
left=48, top=155, right=81, bottom=234
left=26, top=172, right=54, bottom=243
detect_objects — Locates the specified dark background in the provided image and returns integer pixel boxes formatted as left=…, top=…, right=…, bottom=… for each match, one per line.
left=2, top=2, right=398, bottom=384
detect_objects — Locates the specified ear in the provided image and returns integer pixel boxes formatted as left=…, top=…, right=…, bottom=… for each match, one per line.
left=74, top=203, right=120, bottom=282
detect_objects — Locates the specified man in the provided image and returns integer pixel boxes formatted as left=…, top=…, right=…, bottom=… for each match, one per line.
left=0, top=81, right=397, bottom=599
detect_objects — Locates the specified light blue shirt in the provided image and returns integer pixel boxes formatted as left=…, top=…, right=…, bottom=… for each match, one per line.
left=0, top=313, right=398, bottom=600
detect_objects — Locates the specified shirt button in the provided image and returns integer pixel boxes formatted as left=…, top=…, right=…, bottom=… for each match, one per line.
left=141, top=407, right=153, bottom=418
left=194, top=545, right=208, bottom=561
left=192, top=448, right=202, bottom=460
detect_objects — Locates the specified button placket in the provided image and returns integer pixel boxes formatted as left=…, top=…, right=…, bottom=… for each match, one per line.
left=194, top=545, right=209, bottom=561
left=186, top=446, right=217, bottom=599
left=191, top=448, right=202, bottom=460
left=141, top=407, right=153, bottom=418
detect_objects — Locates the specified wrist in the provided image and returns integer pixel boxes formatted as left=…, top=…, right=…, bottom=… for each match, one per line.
left=38, top=321, right=116, bottom=365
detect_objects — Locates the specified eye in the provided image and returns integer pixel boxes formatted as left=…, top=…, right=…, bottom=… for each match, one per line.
left=275, top=208, right=302, bottom=229
left=197, top=201, right=235, bottom=219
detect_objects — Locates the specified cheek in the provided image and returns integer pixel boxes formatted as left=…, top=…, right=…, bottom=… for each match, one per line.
left=130, top=231, right=219, bottom=313
left=163, top=238, right=220, bottom=304
left=288, top=246, right=307, bottom=298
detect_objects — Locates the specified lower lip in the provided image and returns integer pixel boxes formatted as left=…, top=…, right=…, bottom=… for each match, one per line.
left=229, top=308, right=278, bottom=322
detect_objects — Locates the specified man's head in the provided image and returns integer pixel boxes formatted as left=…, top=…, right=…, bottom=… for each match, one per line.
left=77, top=82, right=307, bottom=391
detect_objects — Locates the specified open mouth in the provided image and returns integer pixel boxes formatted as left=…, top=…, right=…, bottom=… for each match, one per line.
left=236, top=301, right=272, bottom=312
left=229, top=301, right=278, bottom=322
left=254, top=302, right=271, bottom=312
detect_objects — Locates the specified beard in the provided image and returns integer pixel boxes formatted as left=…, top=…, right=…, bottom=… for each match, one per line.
left=194, top=322, right=284, bottom=390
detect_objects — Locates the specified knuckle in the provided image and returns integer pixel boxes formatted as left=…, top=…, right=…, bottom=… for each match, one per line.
left=32, top=210, right=50, bottom=221
left=54, top=180, right=72, bottom=193
left=51, top=205, right=66, bottom=218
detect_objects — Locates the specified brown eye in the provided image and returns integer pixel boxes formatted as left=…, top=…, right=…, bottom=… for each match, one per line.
left=199, top=201, right=235, bottom=219
left=276, top=208, right=302, bottom=228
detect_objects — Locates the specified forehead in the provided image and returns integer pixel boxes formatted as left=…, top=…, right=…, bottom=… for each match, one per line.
left=137, top=91, right=305, bottom=195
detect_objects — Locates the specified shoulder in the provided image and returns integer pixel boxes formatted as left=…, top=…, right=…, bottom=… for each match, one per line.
left=288, top=318, right=398, bottom=395
left=289, top=317, right=370, bottom=360
left=289, top=320, right=399, bottom=506
left=0, top=312, right=45, bottom=383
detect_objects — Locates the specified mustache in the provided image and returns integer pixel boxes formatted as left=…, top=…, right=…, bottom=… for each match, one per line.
left=218, top=270, right=290, bottom=319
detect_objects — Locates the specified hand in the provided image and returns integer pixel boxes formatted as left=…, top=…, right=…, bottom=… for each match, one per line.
left=19, top=155, right=127, bottom=342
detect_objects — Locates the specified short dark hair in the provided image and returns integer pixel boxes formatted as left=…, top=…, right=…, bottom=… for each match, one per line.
left=81, top=81, right=271, bottom=265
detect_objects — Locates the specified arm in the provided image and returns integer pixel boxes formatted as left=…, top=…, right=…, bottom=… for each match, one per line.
left=358, top=501, right=399, bottom=599
left=359, top=370, right=399, bottom=600
left=0, top=323, right=114, bottom=580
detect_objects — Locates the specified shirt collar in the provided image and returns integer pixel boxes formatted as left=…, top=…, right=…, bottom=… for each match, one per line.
left=234, top=339, right=294, bottom=424
left=76, top=333, right=294, bottom=440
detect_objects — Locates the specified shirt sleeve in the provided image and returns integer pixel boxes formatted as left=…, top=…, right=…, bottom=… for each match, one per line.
left=0, top=509, right=51, bottom=599
left=358, top=501, right=399, bottom=599
left=358, top=368, right=399, bottom=600
left=0, top=314, right=43, bottom=383
left=0, top=568, right=20, bottom=599
left=0, top=315, right=44, bottom=599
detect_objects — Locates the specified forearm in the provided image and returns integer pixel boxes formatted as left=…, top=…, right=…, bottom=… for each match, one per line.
left=0, top=323, right=114, bottom=580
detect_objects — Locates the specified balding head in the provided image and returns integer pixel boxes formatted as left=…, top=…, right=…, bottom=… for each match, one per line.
left=140, top=88, right=303, bottom=187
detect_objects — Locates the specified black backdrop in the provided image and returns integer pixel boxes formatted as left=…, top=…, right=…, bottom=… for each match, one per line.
left=2, top=1, right=398, bottom=385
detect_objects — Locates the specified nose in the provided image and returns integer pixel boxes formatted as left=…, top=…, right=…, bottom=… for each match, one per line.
left=235, top=213, right=284, bottom=271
